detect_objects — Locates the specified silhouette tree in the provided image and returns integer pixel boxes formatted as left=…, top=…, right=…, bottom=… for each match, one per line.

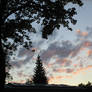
left=25, top=79, right=32, bottom=85
left=78, top=83, right=85, bottom=88
left=32, top=55, right=48, bottom=84
left=78, top=82, right=92, bottom=88
left=0, top=0, right=83, bottom=87
left=86, top=81, right=92, bottom=88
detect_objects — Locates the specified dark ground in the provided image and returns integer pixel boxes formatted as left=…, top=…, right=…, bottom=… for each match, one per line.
left=4, top=84, right=92, bottom=92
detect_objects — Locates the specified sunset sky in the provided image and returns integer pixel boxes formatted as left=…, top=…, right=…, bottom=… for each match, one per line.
left=8, top=0, right=92, bottom=86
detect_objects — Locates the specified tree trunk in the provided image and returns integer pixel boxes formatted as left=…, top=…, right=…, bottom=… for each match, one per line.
left=0, top=0, right=8, bottom=88
left=0, top=44, right=6, bottom=88
left=0, top=18, right=6, bottom=88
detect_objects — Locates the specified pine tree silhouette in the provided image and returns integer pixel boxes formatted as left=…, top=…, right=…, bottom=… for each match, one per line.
left=32, top=55, right=48, bottom=84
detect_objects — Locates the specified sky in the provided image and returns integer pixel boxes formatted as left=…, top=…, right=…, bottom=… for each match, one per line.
left=8, top=0, right=92, bottom=86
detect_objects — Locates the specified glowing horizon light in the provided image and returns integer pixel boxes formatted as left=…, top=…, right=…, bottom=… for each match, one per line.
left=48, top=66, right=92, bottom=86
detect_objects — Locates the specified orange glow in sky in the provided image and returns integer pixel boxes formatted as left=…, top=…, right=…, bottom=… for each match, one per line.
left=48, top=65, right=92, bottom=85
left=87, top=50, right=92, bottom=56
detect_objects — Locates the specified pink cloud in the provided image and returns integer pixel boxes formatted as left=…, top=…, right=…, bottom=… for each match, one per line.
left=76, top=29, right=81, bottom=34
left=83, top=41, right=92, bottom=47
left=72, top=65, right=92, bottom=75
left=87, top=50, right=92, bottom=56
left=48, top=65, right=92, bottom=84
left=76, top=30, right=88, bottom=37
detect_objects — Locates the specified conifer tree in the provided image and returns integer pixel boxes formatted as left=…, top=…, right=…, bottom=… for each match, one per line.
left=32, top=55, right=48, bottom=84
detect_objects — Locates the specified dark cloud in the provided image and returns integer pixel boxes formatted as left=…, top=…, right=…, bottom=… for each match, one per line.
left=40, top=39, right=86, bottom=60
left=70, top=43, right=82, bottom=57
left=66, top=68, right=74, bottom=73
left=11, top=61, right=21, bottom=68
left=10, top=50, right=34, bottom=68
left=18, top=48, right=34, bottom=57
left=40, top=27, right=92, bottom=68
left=10, top=47, right=35, bottom=68
left=71, top=40, right=92, bottom=57
left=41, top=41, right=73, bottom=61
left=11, top=27, right=92, bottom=69
left=64, top=59, right=72, bottom=67
left=40, top=40, right=84, bottom=66
left=52, top=67, right=74, bottom=73
left=55, top=58, right=72, bottom=67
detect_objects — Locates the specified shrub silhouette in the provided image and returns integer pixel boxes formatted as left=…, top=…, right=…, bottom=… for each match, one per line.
left=78, top=83, right=85, bottom=87
left=85, top=81, right=92, bottom=88
left=32, top=55, right=48, bottom=85
left=78, top=81, right=92, bottom=88
left=25, top=79, right=32, bottom=85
